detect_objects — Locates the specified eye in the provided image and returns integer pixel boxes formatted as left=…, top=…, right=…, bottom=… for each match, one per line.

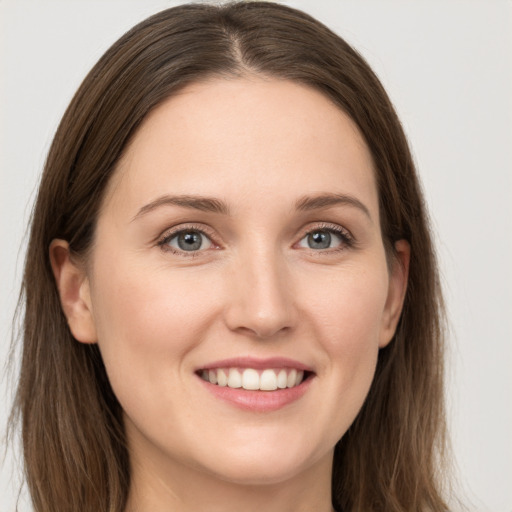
left=297, top=227, right=350, bottom=250
left=161, top=229, right=213, bottom=253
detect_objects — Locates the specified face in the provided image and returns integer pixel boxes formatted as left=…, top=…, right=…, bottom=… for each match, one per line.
left=54, top=77, right=408, bottom=491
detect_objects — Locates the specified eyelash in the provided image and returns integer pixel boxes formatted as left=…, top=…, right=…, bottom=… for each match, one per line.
left=157, top=222, right=355, bottom=257
left=157, top=223, right=217, bottom=257
left=300, top=223, right=355, bottom=253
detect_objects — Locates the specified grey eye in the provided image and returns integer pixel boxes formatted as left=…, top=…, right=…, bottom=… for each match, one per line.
left=168, top=231, right=212, bottom=252
left=298, top=230, right=343, bottom=250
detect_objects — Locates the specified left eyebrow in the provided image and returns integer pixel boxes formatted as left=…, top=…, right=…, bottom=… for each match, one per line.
left=295, top=193, right=372, bottom=220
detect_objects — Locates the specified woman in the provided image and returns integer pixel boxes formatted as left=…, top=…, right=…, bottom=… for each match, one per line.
left=10, top=2, right=448, bottom=511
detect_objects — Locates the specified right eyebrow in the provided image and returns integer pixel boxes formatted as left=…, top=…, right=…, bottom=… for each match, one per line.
left=131, top=194, right=230, bottom=222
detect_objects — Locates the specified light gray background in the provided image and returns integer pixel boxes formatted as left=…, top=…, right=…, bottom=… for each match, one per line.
left=1, top=1, right=511, bottom=511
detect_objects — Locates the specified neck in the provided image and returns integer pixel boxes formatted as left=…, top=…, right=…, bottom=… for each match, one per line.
left=124, top=441, right=335, bottom=512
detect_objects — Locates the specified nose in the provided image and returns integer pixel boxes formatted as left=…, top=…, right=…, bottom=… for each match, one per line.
left=223, top=247, right=297, bottom=339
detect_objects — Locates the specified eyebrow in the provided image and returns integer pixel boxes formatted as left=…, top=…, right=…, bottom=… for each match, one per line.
left=295, top=193, right=372, bottom=220
left=132, top=194, right=230, bottom=221
left=132, top=192, right=371, bottom=221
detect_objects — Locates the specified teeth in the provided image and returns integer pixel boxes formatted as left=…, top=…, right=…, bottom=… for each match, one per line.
left=217, top=369, right=228, bottom=387
left=242, top=369, right=260, bottom=390
left=228, top=368, right=242, bottom=388
left=287, top=369, right=297, bottom=388
left=277, top=369, right=287, bottom=389
left=200, top=367, right=307, bottom=391
left=260, top=369, right=277, bottom=390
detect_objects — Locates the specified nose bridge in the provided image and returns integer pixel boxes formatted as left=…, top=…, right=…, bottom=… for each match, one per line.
left=224, top=242, right=295, bottom=338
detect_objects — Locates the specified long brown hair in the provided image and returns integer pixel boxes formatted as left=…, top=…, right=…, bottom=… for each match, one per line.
left=10, top=2, right=448, bottom=511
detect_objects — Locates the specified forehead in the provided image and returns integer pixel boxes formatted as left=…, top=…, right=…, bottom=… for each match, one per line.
left=105, top=77, right=378, bottom=217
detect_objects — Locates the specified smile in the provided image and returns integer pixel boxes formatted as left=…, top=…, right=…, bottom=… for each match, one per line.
left=195, top=357, right=314, bottom=411
left=199, top=367, right=306, bottom=391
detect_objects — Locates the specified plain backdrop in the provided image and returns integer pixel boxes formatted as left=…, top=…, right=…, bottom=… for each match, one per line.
left=1, top=1, right=511, bottom=511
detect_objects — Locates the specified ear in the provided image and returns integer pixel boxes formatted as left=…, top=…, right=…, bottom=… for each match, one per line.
left=49, top=239, right=97, bottom=344
left=379, top=239, right=410, bottom=348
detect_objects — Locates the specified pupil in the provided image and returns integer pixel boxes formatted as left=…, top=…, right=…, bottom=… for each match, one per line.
left=178, top=232, right=202, bottom=251
left=309, top=231, right=331, bottom=249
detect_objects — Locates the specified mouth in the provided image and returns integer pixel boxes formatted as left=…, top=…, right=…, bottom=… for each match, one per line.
left=197, top=367, right=312, bottom=391
left=194, top=357, right=314, bottom=412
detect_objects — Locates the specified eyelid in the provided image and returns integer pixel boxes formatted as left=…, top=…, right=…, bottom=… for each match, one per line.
left=294, top=222, right=355, bottom=250
left=157, top=223, right=221, bottom=254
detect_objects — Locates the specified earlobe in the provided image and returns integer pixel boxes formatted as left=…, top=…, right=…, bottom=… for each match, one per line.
left=379, top=239, right=410, bottom=348
left=49, top=239, right=97, bottom=344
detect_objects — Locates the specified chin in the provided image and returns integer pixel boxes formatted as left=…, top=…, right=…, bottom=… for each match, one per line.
left=202, top=454, right=318, bottom=487
left=192, top=432, right=333, bottom=487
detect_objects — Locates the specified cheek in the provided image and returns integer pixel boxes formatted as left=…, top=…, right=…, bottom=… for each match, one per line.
left=307, top=264, right=389, bottom=352
left=88, top=253, right=219, bottom=396
left=303, top=265, right=388, bottom=424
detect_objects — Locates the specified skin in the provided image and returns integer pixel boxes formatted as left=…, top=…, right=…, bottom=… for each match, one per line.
left=51, top=77, right=409, bottom=512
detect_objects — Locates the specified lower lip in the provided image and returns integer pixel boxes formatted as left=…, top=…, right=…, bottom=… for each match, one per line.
left=197, top=374, right=313, bottom=412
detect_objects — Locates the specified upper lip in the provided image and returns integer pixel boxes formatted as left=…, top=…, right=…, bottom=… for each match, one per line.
left=197, top=356, right=314, bottom=372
